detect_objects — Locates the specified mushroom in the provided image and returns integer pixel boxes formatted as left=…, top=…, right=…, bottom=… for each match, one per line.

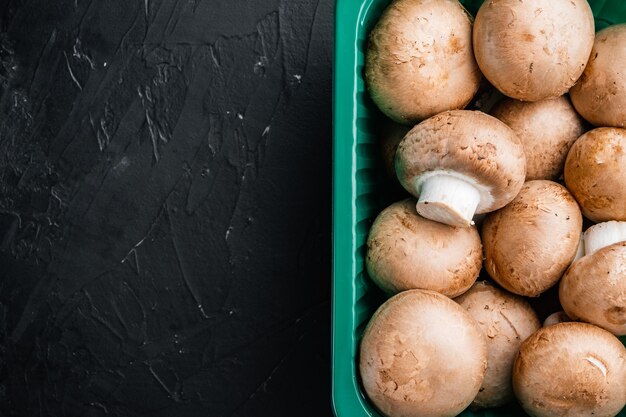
left=513, top=322, right=626, bottom=417
left=366, top=0, right=481, bottom=125
left=482, top=180, right=582, bottom=297
left=543, top=311, right=572, bottom=327
left=360, top=289, right=487, bottom=417
left=570, top=24, right=626, bottom=127
left=395, top=110, right=526, bottom=227
left=584, top=221, right=626, bottom=256
left=564, top=128, right=626, bottom=222
left=455, top=281, right=540, bottom=408
left=366, top=199, right=482, bottom=297
left=560, top=241, right=626, bottom=336
left=473, top=0, right=595, bottom=101
left=490, top=96, right=586, bottom=181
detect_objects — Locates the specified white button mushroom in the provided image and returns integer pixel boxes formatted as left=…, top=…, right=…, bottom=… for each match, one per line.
left=513, top=323, right=626, bottom=417
left=571, top=24, right=626, bottom=128
left=564, top=128, right=626, bottom=223
left=455, top=281, right=541, bottom=408
left=490, top=96, right=586, bottom=181
left=473, top=0, right=595, bottom=102
left=482, top=180, right=583, bottom=297
left=366, top=0, right=481, bottom=125
left=366, top=199, right=482, bottom=297
left=395, top=110, right=526, bottom=227
left=360, top=290, right=487, bottom=417
left=560, top=242, right=626, bottom=336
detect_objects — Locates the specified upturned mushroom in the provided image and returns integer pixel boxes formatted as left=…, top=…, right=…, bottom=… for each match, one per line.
left=482, top=180, right=582, bottom=297
left=543, top=311, right=571, bottom=327
left=360, top=289, right=488, bottom=417
left=513, top=323, right=626, bottom=417
left=366, top=0, right=481, bottom=125
left=584, top=221, right=626, bottom=256
left=455, top=281, right=540, bottom=408
left=564, top=128, right=626, bottom=222
left=473, top=0, right=595, bottom=101
left=395, top=110, right=526, bottom=227
left=366, top=199, right=482, bottom=297
left=490, top=96, right=586, bottom=180
left=571, top=24, right=626, bottom=127
left=560, top=241, right=626, bottom=336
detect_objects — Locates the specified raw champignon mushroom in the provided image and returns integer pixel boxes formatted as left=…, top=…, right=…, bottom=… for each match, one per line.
left=490, top=96, right=586, bottom=181
left=482, top=180, right=582, bottom=297
left=543, top=311, right=571, bottom=327
left=564, top=128, right=626, bottom=222
left=513, top=322, right=626, bottom=417
left=455, top=281, right=540, bottom=408
left=571, top=24, right=626, bottom=127
left=584, top=221, right=626, bottom=256
left=360, top=289, right=487, bottom=417
left=473, top=0, right=595, bottom=101
left=366, top=199, right=482, bottom=297
left=366, top=0, right=481, bottom=125
left=560, top=241, right=626, bottom=336
left=395, top=110, right=526, bottom=227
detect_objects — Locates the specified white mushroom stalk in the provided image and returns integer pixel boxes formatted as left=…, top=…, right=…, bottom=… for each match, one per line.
left=583, top=221, right=626, bottom=255
left=416, top=173, right=482, bottom=227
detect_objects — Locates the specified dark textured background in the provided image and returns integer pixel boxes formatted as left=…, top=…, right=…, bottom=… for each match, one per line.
left=0, top=0, right=333, bottom=416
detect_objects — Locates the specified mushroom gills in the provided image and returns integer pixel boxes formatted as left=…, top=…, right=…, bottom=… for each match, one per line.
left=584, top=221, right=626, bottom=255
left=415, top=173, right=482, bottom=227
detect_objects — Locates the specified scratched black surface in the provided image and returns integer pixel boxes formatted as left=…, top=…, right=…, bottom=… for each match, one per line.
left=0, top=0, right=333, bottom=416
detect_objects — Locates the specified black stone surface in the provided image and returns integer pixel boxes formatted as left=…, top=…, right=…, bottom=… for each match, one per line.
left=0, top=1, right=333, bottom=416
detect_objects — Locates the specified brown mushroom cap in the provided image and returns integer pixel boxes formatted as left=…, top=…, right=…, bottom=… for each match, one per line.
left=564, top=128, right=626, bottom=222
left=360, top=289, right=488, bottom=417
left=491, top=96, right=586, bottom=180
left=473, top=0, right=594, bottom=101
left=482, top=180, right=583, bottom=297
left=366, top=199, right=482, bottom=297
left=571, top=24, right=626, bottom=127
left=560, top=242, right=626, bottom=336
left=513, top=322, right=626, bottom=417
left=396, top=110, right=526, bottom=213
left=455, top=281, right=540, bottom=408
left=366, top=0, right=481, bottom=125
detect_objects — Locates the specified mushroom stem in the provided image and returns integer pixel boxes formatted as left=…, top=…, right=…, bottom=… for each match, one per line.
left=416, top=173, right=481, bottom=227
left=583, top=221, right=626, bottom=255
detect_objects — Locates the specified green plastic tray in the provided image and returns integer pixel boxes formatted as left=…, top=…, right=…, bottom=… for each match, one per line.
left=332, top=1, right=626, bottom=416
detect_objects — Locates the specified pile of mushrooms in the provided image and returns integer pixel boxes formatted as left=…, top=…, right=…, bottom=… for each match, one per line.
left=359, top=1, right=626, bottom=417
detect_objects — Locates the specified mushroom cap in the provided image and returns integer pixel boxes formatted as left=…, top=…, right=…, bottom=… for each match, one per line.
left=571, top=24, right=626, bottom=127
left=543, top=311, right=571, bottom=327
left=564, top=128, right=626, bottom=222
left=366, top=199, right=482, bottom=297
left=360, top=289, right=488, bottom=417
left=473, top=0, right=595, bottom=101
left=455, top=281, right=541, bottom=408
left=513, top=322, right=626, bottom=417
left=560, top=242, right=626, bottom=336
left=491, top=96, right=586, bottom=181
left=395, top=110, right=526, bottom=213
left=366, top=0, right=481, bottom=124
left=482, top=180, right=583, bottom=297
